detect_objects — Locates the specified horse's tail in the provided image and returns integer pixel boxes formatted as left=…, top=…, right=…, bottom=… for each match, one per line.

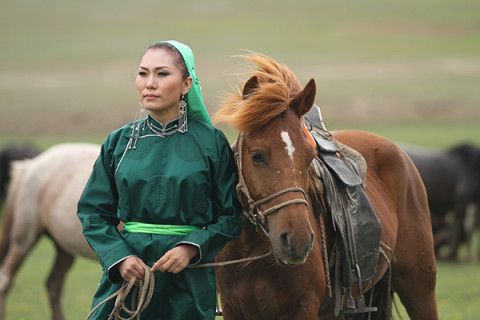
left=0, top=146, right=39, bottom=203
left=0, top=151, right=9, bottom=202
left=0, top=160, right=30, bottom=263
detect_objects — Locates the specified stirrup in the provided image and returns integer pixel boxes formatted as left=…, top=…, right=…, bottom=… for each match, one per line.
left=341, top=294, right=377, bottom=315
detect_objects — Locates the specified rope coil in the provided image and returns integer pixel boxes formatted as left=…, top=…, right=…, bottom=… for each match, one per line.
left=86, top=264, right=154, bottom=320
left=86, top=252, right=272, bottom=319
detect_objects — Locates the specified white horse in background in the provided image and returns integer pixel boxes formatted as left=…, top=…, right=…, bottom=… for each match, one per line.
left=0, top=143, right=100, bottom=320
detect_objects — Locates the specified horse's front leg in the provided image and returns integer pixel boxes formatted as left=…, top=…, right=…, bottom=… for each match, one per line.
left=46, top=243, right=75, bottom=320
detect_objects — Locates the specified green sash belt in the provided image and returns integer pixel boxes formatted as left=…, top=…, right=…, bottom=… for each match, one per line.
left=124, top=222, right=199, bottom=236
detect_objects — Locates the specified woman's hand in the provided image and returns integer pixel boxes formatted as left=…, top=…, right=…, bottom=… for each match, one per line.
left=151, top=244, right=199, bottom=274
left=118, top=256, right=146, bottom=283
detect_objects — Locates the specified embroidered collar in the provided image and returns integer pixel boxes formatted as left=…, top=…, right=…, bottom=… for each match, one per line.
left=147, top=115, right=182, bottom=137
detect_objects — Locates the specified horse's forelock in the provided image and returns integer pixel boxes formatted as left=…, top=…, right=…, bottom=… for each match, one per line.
left=214, top=54, right=302, bottom=132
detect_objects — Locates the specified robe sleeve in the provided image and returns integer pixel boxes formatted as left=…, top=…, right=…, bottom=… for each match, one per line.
left=77, top=137, right=135, bottom=282
left=181, top=130, right=244, bottom=263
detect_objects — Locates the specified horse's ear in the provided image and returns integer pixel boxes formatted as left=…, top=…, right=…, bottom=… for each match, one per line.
left=290, top=78, right=316, bottom=117
left=242, top=76, right=259, bottom=99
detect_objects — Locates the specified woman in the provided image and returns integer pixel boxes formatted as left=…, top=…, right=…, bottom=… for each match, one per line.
left=77, top=40, right=243, bottom=319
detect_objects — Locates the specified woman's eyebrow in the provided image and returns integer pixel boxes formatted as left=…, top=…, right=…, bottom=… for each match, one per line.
left=138, top=66, right=171, bottom=71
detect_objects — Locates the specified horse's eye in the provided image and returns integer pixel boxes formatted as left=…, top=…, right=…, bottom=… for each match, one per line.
left=251, top=152, right=265, bottom=163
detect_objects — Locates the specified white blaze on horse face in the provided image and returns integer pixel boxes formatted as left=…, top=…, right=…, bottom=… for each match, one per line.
left=281, top=131, right=295, bottom=161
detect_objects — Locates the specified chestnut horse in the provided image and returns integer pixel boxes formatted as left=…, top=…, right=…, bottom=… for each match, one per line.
left=0, top=143, right=99, bottom=320
left=214, top=55, right=438, bottom=319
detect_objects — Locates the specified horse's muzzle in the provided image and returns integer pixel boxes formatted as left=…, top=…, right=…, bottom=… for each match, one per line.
left=273, top=230, right=314, bottom=266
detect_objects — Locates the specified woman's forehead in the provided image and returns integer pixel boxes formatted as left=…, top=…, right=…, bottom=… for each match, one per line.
left=139, top=48, right=178, bottom=69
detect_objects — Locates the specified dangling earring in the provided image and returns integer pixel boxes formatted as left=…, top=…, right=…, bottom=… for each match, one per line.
left=130, top=102, right=146, bottom=149
left=178, top=94, right=188, bottom=133
left=139, top=102, right=146, bottom=113
left=134, top=101, right=146, bottom=121
left=138, top=102, right=147, bottom=130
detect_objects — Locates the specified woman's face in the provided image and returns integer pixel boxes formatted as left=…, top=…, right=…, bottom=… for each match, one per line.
left=136, top=48, right=192, bottom=123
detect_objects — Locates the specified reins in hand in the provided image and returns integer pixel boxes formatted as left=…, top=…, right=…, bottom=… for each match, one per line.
left=86, top=264, right=154, bottom=320
left=86, top=252, right=271, bottom=319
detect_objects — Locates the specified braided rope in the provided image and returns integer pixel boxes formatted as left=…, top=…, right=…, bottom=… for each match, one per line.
left=319, top=213, right=332, bottom=298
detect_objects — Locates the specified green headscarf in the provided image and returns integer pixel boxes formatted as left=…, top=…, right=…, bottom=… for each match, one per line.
left=155, top=40, right=212, bottom=125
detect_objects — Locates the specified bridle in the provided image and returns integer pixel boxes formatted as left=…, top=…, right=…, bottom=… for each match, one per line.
left=232, top=130, right=337, bottom=316
left=234, top=132, right=310, bottom=235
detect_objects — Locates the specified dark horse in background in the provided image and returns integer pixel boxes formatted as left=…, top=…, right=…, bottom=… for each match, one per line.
left=214, top=54, right=438, bottom=319
left=0, top=144, right=39, bottom=203
left=404, top=143, right=480, bottom=261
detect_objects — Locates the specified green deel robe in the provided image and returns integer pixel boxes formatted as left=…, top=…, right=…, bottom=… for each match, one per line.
left=77, top=115, right=243, bottom=319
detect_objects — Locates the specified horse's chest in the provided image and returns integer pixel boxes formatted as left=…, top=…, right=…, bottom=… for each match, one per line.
left=233, top=275, right=306, bottom=319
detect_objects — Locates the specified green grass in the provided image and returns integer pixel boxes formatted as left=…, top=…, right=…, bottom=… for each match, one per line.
left=3, top=237, right=479, bottom=319
left=3, top=238, right=98, bottom=319
left=435, top=261, right=480, bottom=319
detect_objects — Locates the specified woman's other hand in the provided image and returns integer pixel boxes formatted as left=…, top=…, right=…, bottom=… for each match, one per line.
left=151, top=244, right=199, bottom=274
left=118, top=256, right=146, bottom=283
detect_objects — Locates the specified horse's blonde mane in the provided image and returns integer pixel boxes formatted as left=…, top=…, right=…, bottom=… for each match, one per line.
left=213, top=54, right=302, bottom=132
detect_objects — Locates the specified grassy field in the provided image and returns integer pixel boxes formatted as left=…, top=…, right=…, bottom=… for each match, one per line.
left=1, top=0, right=479, bottom=147
left=3, top=237, right=479, bottom=319
left=1, top=0, right=479, bottom=319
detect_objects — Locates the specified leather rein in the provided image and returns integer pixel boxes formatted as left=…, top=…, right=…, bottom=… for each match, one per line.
left=234, top=131, right=335, bottom=314
left=234, top=132, right=310, bottom=235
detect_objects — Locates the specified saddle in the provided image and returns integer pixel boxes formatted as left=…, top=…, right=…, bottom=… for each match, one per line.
left=305, top=105, right=382, bottom=317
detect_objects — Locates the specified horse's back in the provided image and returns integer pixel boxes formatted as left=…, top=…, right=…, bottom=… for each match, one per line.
left=334, top=129, right=422, bottom=203
left=332, top=129, right=431, bottom=226
left=33, top=143, right=99, bottom=172
left=332, top=130, right=412, bottom=175
left=332, top=130, right=425, bottom=207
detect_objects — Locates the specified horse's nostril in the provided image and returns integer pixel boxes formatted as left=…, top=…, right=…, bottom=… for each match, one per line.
left=280, top=232, right=290, bottom=253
